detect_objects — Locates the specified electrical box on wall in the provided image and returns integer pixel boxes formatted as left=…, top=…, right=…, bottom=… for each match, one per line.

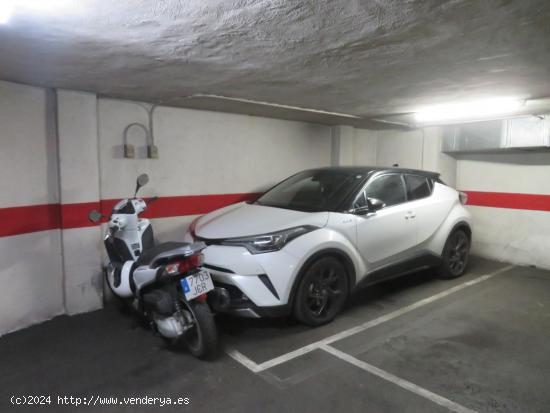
left=122, top=122, right=159, bottom=159
left=147, top=145, right=159, bottom=159
left=124, top=144, right=135, bottom=158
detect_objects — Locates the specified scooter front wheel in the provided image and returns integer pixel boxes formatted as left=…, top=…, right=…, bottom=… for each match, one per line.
left=179, top=300, right=218, bottom=359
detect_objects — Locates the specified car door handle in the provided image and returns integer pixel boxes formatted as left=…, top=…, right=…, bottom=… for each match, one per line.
left=405, top=211, right=416, bottom=219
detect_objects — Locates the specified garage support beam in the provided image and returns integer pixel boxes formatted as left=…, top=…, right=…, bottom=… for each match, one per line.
left=56, top=90, right=103, bottom=315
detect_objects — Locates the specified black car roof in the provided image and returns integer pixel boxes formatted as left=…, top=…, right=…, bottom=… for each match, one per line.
left=309, top=166, right=440, bottom=179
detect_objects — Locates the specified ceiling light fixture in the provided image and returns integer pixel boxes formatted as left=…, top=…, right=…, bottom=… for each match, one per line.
left=414, top=97, right=524, bottom=124
left=0, top=0, right=76, bottom=24
left=0, top=1, right=14, bottom=24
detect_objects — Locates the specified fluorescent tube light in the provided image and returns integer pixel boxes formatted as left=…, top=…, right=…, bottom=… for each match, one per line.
left=0, top=0, right=77, bottom=24
left=414, top=97, right=523, bottom=124
left=0, top=1, right=14, bottom=24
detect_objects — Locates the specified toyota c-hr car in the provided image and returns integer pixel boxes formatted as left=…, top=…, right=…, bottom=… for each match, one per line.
left=184, top=167, right=472, bottom=326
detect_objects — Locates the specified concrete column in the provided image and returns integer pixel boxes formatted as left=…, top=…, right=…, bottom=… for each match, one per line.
left=57, top=90, right=103, bottom=315
left=331, top=125, right=355, bottom=166
left=352, top=129, right=378, bottom=165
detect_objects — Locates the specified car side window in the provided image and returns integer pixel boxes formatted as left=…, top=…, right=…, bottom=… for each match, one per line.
left=363, top=174, right=406, bottom=207
left=404, top=174, right=432, bottom=201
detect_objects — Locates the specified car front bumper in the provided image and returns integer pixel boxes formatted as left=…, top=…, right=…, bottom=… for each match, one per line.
left=199, top=244, right=301, bottom=317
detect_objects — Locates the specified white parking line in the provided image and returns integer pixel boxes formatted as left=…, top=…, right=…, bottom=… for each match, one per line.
left=226, top=265, right=514, bottom=373
left=226, top=347, right=265, bottom=373
left=320, top=344, right=478, bottom=413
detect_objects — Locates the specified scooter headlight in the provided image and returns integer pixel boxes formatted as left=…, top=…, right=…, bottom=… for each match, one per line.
left=219, top=226, right=319, bottom=254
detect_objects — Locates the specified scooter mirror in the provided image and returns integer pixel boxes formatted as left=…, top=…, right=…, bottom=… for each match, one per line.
left=88, top=210, right=103, bottom=223
left=137, top=173, right=149, bottom=187
left=134, top=173, right=149, bottom=197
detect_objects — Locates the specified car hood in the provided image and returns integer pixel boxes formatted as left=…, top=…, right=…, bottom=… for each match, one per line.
left=195, top=202, right=329, bottom=239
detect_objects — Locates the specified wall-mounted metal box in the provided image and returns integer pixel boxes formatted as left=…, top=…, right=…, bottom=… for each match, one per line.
left=504, top=116, right=550, bottom=148
left=442, top=115, right=550, bottom=153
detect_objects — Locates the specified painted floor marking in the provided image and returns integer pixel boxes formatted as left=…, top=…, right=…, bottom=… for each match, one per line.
left=226, top=265, right=515, bottom=373
left=320, top=344, right=478, bottom=413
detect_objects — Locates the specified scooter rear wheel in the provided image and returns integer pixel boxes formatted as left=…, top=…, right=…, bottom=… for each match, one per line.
left=179, top=300, right=218, bottom=359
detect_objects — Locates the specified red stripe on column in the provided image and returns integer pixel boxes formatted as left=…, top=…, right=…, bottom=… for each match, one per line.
left=464, top=191, right=550, bottom=212
left=0, top=204, right=60, bottom=237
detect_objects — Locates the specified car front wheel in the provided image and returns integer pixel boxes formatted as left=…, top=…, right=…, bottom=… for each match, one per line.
left=293, top=256, right=349, bottom=327
left=438, top=229, right=470, bottom=279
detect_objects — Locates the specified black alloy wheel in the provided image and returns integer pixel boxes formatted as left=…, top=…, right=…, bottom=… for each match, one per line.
left=294, top=256, right=349, bottom=326
left=439, top=229, right=470, bottom=279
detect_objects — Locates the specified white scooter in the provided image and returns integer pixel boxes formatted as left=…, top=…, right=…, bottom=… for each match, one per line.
left=88, top=174, right=219, bottom=358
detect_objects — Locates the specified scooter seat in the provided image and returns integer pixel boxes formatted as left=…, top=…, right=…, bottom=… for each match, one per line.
left=136, top=242, right=191, bottom=267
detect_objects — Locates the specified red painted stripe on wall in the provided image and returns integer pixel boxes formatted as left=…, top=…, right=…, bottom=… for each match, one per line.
left=3, top=190, right=546, bottom=238
left=0, top=204, right=61, bottom=237
left=136, top=193, right=262, bottom=219
left=463, top=191, right=550, bottom=212
left=60, top=202, right=101, bottom=229
left=0, top=193, right=261, bottom=237
left=60, top=193, right=261, bottom=229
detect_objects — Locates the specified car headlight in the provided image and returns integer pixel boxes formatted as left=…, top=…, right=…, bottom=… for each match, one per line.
left=220, top=226, right=319, bottom=254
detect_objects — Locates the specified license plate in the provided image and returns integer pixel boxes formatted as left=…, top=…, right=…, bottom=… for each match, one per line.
left=180, top=270, right=214, bottom=301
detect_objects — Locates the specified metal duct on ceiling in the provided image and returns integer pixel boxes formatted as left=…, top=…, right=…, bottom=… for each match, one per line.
left=442, top=115, right=550, bottom=153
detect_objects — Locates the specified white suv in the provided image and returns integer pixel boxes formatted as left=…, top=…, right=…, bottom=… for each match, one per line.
left=185, top=167, right=472, bottom=326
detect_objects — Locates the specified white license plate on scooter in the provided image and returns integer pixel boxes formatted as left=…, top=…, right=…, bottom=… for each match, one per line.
left=180, top=270, right=214, bottom=301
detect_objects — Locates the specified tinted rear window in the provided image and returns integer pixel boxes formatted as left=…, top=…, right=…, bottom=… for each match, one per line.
left=405, top=174, right=432, bottom=200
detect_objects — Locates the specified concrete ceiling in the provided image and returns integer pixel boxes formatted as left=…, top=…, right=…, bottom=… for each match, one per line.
left=0, top=0, right=549, bottom=127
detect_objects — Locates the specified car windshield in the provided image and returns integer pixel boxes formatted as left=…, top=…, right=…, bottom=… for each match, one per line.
left=255, top=169, right=367, bottom=212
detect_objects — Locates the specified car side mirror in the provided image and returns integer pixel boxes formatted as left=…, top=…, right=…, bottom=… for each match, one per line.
left=367, top=197, right=385, bottom=211
left=349, top=198, right=385, bottom=216
left=350, top=206, right=370, bottom=216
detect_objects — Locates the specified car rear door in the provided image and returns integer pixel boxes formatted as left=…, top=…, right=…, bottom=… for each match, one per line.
left=353, top=173, right=418, bottom=270
left=403, top=174, right=454, bottom=244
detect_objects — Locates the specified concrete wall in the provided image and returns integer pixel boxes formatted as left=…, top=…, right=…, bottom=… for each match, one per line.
left=354, top=124, right=549, bottom=270
left=457, top=153, right=550, bottom=269
left=352, top=126, right=456, bottom=187
left=3, top=77, right=546, bottom=336
left=0, top=81, right=333, bottom=335
left=352, top=129, right=378, bottom=166
left=0, top=81, right=64, bottom=334
left=97, top=98, right=332, bottom=241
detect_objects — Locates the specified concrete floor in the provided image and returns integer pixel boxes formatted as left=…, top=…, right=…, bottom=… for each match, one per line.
left=1, top=256, right=549, bottom=412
